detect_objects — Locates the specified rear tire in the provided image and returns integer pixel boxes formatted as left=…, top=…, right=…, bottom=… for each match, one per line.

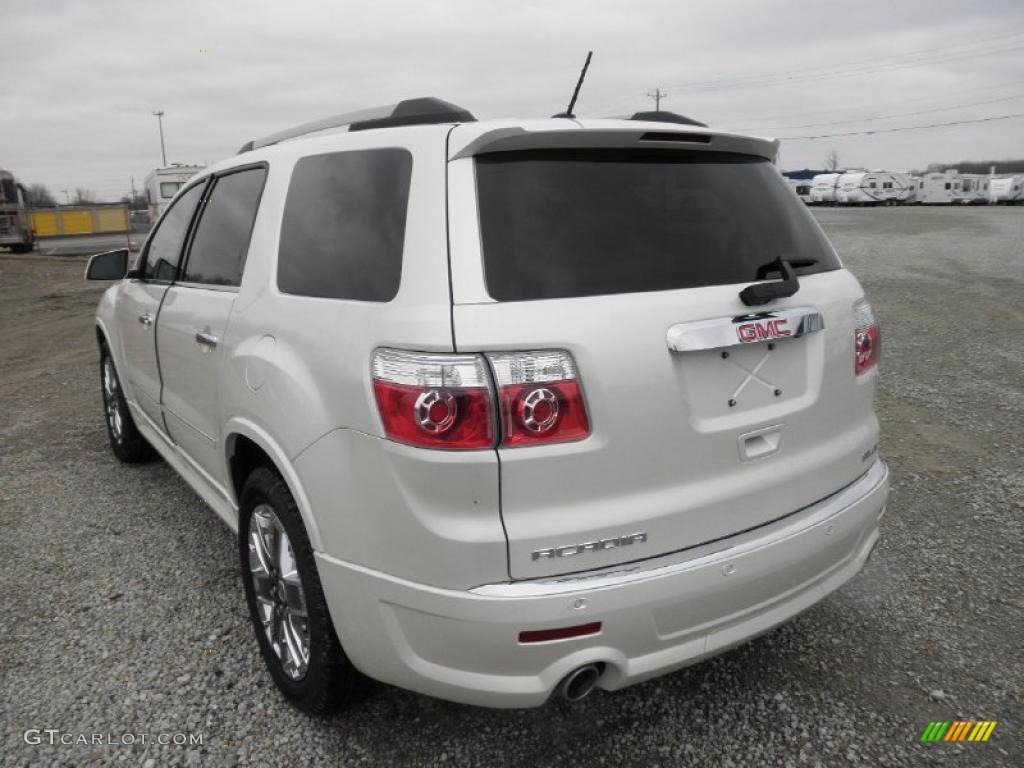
left=100, top=347, right=157, bottom=463
left=239, top=467, right=363, bottom=714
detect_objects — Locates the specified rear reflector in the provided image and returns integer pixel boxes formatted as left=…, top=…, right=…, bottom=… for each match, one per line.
left=372, top=349, right=495, bottom=449
left=486, top=350, right=590, bottom=447
left=518, top=622, right=602, bottom=644
left=853, top=299, right=880, bottom=375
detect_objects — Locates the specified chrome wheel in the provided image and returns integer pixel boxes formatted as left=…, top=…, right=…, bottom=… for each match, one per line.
left=248, top=504, right=310, bottom=680
left=102, top=357, right=124, bottom=442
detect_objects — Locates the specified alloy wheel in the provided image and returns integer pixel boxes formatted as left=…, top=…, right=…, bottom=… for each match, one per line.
left=102, top=358, right=123, bottom=442
left=248, top=504, right=310, bottom=680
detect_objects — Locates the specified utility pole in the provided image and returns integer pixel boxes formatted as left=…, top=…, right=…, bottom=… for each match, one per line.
left=61, top=189, right=69, bottom=204
left=153, top=110, right=167, bottom=166
left=130, top=176, right=137, bottom=204
left=646, top=88, right=667, bottom=111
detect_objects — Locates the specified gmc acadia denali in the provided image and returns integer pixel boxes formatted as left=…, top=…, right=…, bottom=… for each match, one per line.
left=86, top=98, right=889, bottom=712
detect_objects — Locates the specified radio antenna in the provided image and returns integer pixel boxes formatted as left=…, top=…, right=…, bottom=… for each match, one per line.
left=554, top=51, right=593, bottom=119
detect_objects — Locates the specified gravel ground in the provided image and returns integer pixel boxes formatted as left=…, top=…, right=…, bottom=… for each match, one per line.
left=1, top=206, right=1021, bottom=767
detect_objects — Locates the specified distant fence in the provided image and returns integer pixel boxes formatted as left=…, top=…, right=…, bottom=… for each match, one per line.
left=31, top=204, right=130, bottom=237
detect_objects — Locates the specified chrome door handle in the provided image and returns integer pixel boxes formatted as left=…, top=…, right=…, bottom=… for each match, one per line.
left=137, top=313, right=153, bottom=327
left=194, top=331, right=219, bottom=349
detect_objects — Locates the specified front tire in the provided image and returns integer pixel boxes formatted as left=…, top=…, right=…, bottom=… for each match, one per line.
left=238, top=467, right=362, bottom=714
left=100, top=348, right=156, bottom=463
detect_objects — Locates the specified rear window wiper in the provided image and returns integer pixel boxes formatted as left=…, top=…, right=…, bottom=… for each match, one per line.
left=739, top=257, right=818, bottom=306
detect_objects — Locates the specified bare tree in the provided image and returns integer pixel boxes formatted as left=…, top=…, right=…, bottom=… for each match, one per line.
left=72, top=187, right=97, bottom=204
left=824, top=149, right=841, bottom=172
left=24, top=183, right=57, bottom=207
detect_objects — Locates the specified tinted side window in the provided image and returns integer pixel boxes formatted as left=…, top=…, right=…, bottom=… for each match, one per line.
left=278, top=149, right=412, bottom=301
left=183, top=167, right=267, bottom=287
left=143, top=183, right=205, bottom=281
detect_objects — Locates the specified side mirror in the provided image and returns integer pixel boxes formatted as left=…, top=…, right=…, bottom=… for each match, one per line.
left=85, top=249, right=130, bottom=281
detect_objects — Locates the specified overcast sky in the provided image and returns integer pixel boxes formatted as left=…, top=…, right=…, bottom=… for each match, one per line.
left=2, top=0, right=1023, bottom=201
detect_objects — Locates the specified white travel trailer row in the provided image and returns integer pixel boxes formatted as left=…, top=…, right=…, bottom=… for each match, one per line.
left=803, top=168, right=1022, bottom=205
left=808, top=171, right=914, bottom=205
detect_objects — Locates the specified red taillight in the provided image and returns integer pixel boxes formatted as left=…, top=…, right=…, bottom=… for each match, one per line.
left=372, top=349, right=495, bottom=449
left=854, top=299, right=880, bottom=375
left=518, top=622, right=602, bottom=644
left=372, top=348, right=590, bottom=449
left=487, top=350, right=591, bottom=446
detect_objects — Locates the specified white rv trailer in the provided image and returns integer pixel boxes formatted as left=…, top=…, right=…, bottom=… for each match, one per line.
left=835, top=171, right=913, bottom=205
left=785, top=178, right=814, bottom=204
left=959, top=174, right=990, bottom=205
left=906, top=176, right=923, bottom=204
left=989, top=176, right=1024, bottom=204
left=144, top=164, right=206, bottom=220
left=919, top=170, right=968, bottom=205
left=809, top=173, right=841, bottom=205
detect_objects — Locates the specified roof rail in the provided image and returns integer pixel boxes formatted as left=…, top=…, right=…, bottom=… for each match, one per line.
left=238, top=97, right=475, bottom=153
left=630, top=110, right=707, bottom=128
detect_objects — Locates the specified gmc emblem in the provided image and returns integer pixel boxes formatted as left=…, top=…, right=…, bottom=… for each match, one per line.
left=736, top=318, right=791, bottom=343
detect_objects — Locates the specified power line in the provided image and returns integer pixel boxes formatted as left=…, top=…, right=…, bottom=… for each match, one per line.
left=779, top=111, right=1024, bottom=140
left=755, top=92, right=1024, bottom=131
left=729, top=81, right=1021, bottom=126
left=661, top=31, right=1024, bottom=92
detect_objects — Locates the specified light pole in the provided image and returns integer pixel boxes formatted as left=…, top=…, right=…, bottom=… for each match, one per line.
left=153, top=110, right=167, bottom=166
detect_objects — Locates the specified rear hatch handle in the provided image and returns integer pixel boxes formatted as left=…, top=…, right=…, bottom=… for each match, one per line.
left=738, top=257, right=817, bottom=307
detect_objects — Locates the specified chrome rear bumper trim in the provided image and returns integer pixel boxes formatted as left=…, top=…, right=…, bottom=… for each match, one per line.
left=472, top=460, right=888, bottom=597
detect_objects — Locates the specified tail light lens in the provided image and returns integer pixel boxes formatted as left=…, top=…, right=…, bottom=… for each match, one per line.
left=372, top=349, right=495, bottom=449
left=486, top=350, right=590, bottom=446
left=853, top=299, right=880, bottom=375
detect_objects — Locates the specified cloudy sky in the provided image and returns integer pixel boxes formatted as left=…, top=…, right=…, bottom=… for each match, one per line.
left=2, top=0, right=1023, bottom=201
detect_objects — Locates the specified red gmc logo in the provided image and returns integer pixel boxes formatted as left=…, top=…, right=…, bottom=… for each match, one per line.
left=736, top=318, right=791, bottom=343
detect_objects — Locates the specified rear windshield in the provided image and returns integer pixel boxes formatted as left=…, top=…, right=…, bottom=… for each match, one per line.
left=475, top=149, right=839, bottom=301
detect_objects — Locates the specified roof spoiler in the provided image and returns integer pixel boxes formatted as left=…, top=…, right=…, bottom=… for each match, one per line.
left=238, top=97, right=475, bottom=153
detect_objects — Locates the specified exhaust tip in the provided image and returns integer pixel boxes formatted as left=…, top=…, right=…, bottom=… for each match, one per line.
left=557, top=664, right=602, bottom=703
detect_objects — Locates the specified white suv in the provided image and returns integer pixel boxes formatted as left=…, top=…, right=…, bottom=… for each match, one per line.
left=87, top=97, right=888, bottom=712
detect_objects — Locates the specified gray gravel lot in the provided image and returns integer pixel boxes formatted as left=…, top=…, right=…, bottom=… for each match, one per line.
left=1, top=206, right=1021, bottom=767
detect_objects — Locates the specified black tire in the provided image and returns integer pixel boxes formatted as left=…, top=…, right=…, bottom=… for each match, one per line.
left=100, top=346, right=157, bottom=463
left=238, top=467, right=362, bottom=714
left=9, top=243, right=31, bottom=254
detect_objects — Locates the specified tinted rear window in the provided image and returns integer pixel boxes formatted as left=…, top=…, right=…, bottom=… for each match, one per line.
left=278, top=149, right=412, bottom=301
left=476, top=150, right=839, bottom=301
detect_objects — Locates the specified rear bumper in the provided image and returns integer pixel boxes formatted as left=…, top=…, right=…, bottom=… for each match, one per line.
left=315, top=460, right=889, bottom=708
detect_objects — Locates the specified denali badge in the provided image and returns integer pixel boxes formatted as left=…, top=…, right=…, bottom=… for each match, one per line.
left=532, top=532, right=648, bottom=560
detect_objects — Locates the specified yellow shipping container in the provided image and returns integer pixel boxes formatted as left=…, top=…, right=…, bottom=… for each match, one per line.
left=32, top=211, right=59, bottom=237
left=60, top=210, right=93, bottom=235
left=96, top=208, right=128, bottom=233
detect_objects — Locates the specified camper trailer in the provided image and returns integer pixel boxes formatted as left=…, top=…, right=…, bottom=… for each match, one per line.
left=809, top=173, right=841, bottom=205
left=989, top=176, right=1024, bottom=204
left=144, top=164, right=206, bottom=220
left=959, top=174, right=990, bottom=205
left=786, top=178, right=813, bottom=204
left=919, top=170, right=967, bottom=205
left=905, top=176, right=923, bottom=204
left=835, top=171, right=913, bottom=205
